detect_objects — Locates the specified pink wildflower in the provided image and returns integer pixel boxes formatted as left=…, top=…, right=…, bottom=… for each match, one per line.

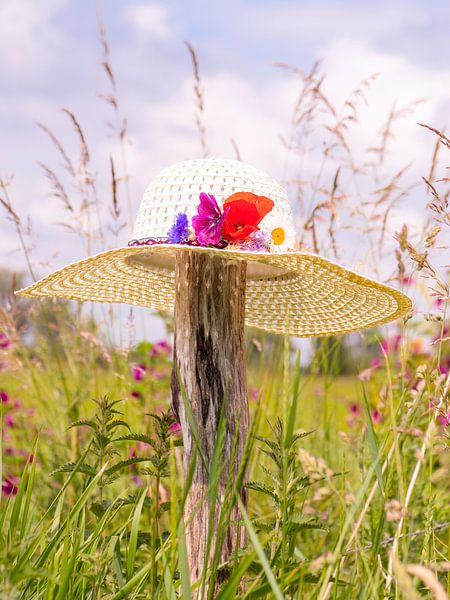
left=0, top=333, right=10, bottom=349
left=131, top=363, right=146, bottom=381
left=0, top=391, right=9, bottom=404
left=150, top=340, right=172, bottom=357
left=371, top=357, right=382, bottom=369
left=437, top=412, right=450, bottom=427
left=372, top=409, right=381, bottom=424
left=4, top=414, right=14, bottom=427
left=169, top=421, right=181, bottom=435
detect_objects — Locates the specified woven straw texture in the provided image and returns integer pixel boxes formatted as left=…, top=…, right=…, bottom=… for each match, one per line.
left=132, top=158, right=296, bottom=250
left=17, top=158, right=412, bottom=337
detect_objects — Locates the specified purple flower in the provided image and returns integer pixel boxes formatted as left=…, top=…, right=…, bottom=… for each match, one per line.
left=192, top=192, right=227, bottom=245
left=167, top=213, right=189, bottom=244
left=4, top=414, right=14, bottom=428
left=0, top=333, right=10, bottom=349
left=131, top=363, right=146, bottom=381
left=131, top=389, right=142, bottom=399
left=0, top=391, right=9, bottom=404
left=2, top=475, right=19, bottom=497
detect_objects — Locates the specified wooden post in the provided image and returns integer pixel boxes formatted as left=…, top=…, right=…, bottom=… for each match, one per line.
left=171, top=250, right=249, bottom=584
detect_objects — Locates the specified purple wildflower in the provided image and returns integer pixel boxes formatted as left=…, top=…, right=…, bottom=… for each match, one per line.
left=167, top=213, right=189, bottom=244
left=4, top=414, right=14, bottom=427
left=2, top=475, right=19, bottom=497
left=0, top=333, right=10, bottom=349
left=131, top=389, right=142, bottom=399
left=131, top=363, right=146, bottom=381
left=192, top=192, right=227, bottom=245
left=0, top=391, right=9, bottom=404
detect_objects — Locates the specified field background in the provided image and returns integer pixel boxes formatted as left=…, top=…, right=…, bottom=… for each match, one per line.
left=1, top=1, right=449, bottom=598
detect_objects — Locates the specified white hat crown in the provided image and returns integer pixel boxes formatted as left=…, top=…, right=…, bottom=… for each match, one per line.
left=130, top=158, right=296, bottom=251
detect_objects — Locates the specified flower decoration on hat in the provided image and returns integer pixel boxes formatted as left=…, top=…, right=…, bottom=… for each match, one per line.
left=162, top=191, right=277, bottom=251
left=129, top=190, right=282, bottom=251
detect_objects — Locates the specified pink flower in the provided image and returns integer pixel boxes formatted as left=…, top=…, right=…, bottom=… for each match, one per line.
left=0, top=391, right=9, bottom=404
left=250, top=388, right=259, bottom=401
left=4, top=414, right=14, bottom=427
left=371, top=357, right=382, bottom=369
left=169, top=421, right=181, bottom=435
left=437, top=412, right=450, bottom=427
left=372, top=409, right=381, bottom=424
left=131, top=363, right=146, bottom=381
left=150, top=340, right=172, bottom=357
left=132, top=476, right=143, bottom=486
left=0, top=333, right=10, bottom=349
left=2, top=475, right=19, bottom=496
left=13, top=400, right=23, bottom=410
left=380, top=335, right=401, bottom=354
left=349, top=403, right=360, bottom=415
left=130, top=390, right=142, bottom=399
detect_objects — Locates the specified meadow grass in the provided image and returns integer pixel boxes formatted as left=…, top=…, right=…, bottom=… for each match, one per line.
left=1, top=27, right=449, bottom=600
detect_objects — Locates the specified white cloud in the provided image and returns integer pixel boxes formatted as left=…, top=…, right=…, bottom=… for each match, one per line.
left=0, top=0, right=66, bottom=74
left=123, top=2, right=170, bottom=40
left=249, top=1, right=425, bottom=46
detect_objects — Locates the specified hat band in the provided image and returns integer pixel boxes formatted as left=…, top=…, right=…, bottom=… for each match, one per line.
left=128, top=236, right=228, bottom=249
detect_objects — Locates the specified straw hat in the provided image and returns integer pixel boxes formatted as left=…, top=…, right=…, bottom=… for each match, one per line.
left=17, top=158, right=411, bottom=337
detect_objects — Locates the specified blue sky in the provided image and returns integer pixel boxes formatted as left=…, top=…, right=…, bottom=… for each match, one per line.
left=1, top=0, right=449, bottom=341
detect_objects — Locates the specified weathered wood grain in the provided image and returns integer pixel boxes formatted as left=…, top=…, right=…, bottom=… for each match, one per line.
left=171, top=250, right=249, bottom=585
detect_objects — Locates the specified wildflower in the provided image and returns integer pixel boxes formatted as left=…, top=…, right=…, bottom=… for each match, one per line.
left=0, top=390, right=9, bottom=404
left=250, top=388, right=259, bottom=401
left=130, top=389, right=142, bottom=399
left=150, top=340, right=172, bottom=356
left=132, top=475, right=143, bottom=486
left=221, top=192, right=274, bottom=241
left=2, top=475, right=19, bottom=497
left=131, top=363, right=146, bottom=381
left=235, top=230, right=270, bottom=251
left=169, top=421, right=181, bottom=435
left=437, top=411, right=450, bottom=427
left=4, top=414, right=14, bottom=427
left=0, top=333, right=10, bottom=349
left=192, top=192, right=227, bottom=245
left=372, top=409, right=381, bottom=424
left=371, top=357, right=382, bottom=369
left=380, top=334, right=401, bottom=354
left=271, top=227, right=285, bottom=245
left=167, top=213, right=189, bottom=244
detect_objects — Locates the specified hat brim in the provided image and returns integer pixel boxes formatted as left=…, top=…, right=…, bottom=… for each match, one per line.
left=16, top=244, right=412, bottom=338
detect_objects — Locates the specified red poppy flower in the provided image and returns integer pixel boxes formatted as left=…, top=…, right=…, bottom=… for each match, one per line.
left=221, top=192, right=274, bottom=241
